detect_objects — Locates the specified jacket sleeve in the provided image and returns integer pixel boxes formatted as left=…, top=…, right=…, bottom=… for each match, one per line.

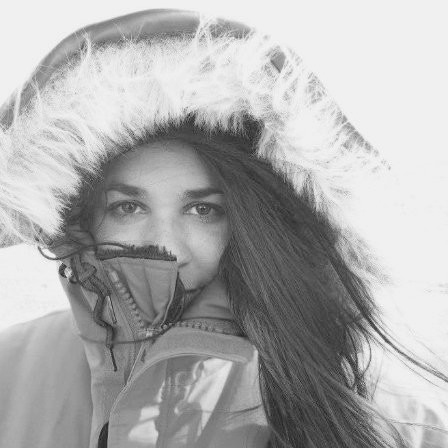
left=0, top=310, right=92, bottom=448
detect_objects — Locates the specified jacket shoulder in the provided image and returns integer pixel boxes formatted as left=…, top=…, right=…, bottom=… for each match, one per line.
left=0, top=309, right=89, bottom=390
left=0, top=310, right=92, bottom=448
left=0, top=310, right=79, bottom=355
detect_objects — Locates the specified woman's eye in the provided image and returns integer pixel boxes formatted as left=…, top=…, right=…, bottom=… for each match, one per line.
left=105, top=201, right=224, bottom=222
left=108, top=201, right=143, bottom=215
left=192, top=204, right=213, bottom=215
left=187, top=203, right=225, bottom=219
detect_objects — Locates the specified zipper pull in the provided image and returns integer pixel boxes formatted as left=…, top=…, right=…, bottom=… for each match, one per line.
left=106, top=295, right=117, bottom=324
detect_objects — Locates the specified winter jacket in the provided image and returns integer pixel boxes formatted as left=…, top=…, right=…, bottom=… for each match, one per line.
left=0, top=252, right=270, bottom=447
left=0, top=256, right=446, bottom=448
left=0, top=8, right=447, bottom=448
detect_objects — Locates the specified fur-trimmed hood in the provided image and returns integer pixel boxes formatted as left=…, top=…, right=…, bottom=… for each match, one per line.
left=0, top=9, right=388, bottom=284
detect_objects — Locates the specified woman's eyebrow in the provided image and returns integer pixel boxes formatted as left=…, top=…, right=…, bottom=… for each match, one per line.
left=182, top=187, right=224, bottom=200
left=105, top=184, right=223, bottom=199
left=105, top=183, right=146, bottom=197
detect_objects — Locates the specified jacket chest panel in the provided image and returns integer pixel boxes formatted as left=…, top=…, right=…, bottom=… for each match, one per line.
left=107, top=355, right=269, bottom=448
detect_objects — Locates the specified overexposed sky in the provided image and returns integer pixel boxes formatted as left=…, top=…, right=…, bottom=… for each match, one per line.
left=0, top=1, right=447, bottom=342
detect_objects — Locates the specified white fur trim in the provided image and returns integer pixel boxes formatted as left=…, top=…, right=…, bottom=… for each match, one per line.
left=0, top=22, right=389, bottom=282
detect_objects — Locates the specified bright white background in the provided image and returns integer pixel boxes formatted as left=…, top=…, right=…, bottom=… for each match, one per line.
left=0, top=1, right=447, bottom=367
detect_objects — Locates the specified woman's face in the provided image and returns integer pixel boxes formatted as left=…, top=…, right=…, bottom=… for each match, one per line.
left=90, top=139, right=230, bottom=292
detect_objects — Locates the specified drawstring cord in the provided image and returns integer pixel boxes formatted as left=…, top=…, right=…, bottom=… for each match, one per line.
left=70, top=254, right=118, bottom=372
left=60, top=248, right=181, bottom=372
left=50, top=243, right=225, bottom=371
left=50, top=242, right=176, bottom=373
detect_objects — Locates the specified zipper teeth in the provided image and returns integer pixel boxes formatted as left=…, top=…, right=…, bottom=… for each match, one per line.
left=106, top=268, right=147, bottom=332
left=105, top=266, right=181, bottom=335
left=173, top=320, right=242, bottom=336
left=105, top=269, right=242, bottom=337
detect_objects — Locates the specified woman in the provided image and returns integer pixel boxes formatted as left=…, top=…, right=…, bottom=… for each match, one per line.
left=0, top=9, right=446, bottom=448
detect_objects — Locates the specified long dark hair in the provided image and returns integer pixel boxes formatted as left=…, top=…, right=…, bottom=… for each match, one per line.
left=69, top=123, right=444, bottom=448
left=149, top=124, right=445, bottom=448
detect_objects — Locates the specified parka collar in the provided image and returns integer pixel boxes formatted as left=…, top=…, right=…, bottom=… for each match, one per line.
left=59, top=246, right=236, bottom=371
left=56, top=246, right=246, bottom=442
